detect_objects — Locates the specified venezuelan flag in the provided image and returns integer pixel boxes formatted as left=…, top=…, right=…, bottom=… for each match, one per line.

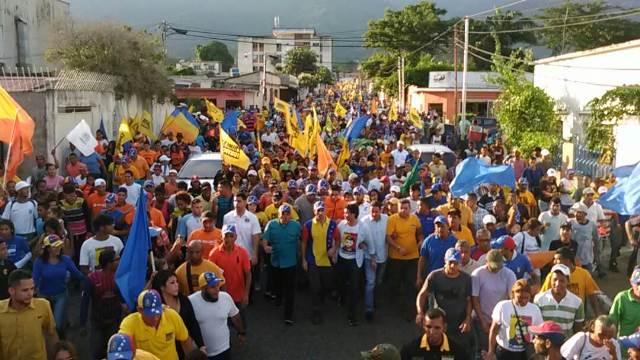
left=161, top=107, right=200, bottom=143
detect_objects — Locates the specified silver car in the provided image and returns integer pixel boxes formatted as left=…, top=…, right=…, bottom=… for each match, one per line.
left=177, top=152, right=222, bottom=188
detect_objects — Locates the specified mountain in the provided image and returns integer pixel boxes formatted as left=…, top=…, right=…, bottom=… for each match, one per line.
left=69, top=0, right=634, bottom=62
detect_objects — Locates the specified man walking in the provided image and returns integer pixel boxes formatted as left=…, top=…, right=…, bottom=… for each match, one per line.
left=534, top=264, right=585, bottom=337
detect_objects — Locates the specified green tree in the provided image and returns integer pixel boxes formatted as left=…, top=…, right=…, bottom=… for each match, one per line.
left=195, top=41, right=235, bottom=71
left=536, top=1, right=640, bottom=55
left=363, top=1, right=449, bottom=54
left=297, top=73, right=318, bottom=89
left=168, top=66, right=196, bottom=75
left=46, top=23, right=170, bottom=101
left=283, top=47, right=318, bottom=76
left=314, top=66, right=334, bottom=85
left=489, top=50, right=561, bottom=156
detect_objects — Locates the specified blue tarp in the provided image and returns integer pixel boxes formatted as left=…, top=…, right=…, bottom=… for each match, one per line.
left=450, top=157, right=516, bottom=197
left=599, top=162, right=640, bottom=215
left=612, top=162, right=638, bottom=178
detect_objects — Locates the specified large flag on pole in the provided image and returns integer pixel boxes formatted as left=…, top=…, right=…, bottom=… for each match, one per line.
left=66, top=119, right=98, bottom=156
left=598, top=162, right=640, bottom=215
left=99, top=116, right=109, bottom=141
left=161, top=108, right=199, bottom=142
left=116, top=187, right=151, bottom=310
left=334, top=102, right=347, bottom=118
left=344, top=115, right=369, bottom=147
left=115, top=117, right=133, bottom=155
left=450, top=157, right=516, bottom=197
left=221, top=111, right=240, bottom=136
left=400, top=157, right=420, bottom=195
left=0, top=85, right=35, bottom=156
left=4, top=113, right=23, bottom=181
left=316, top=133, right=336, bottom=176
left=204, top=99, right=224, bottom=123
left=220, top=128, right=251, bottom=170
left=408, top=107, right=423, bottom=129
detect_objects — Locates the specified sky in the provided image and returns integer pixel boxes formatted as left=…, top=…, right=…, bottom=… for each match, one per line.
left=70, top=0, right=636, bottom=62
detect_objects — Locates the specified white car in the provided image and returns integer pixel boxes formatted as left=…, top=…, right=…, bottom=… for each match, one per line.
left=177, top=152, right=222, bottom=188
left=407, top=144, right=457, bottom=168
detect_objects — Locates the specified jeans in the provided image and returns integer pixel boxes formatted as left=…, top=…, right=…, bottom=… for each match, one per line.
left=209, top=349, right=231, bottom=360
left=307, top=263, right=334, bottom=313
left=90, top=322, right=119, bottom=359
left=363, top=259, right=386, bottom=313
left=386, top=258, right=418, bottom=316
left=337, top=257, right=360, bottom=320
left=272, top=266, right=296, bottom=321
left=45, top=291, right=69, bottom=333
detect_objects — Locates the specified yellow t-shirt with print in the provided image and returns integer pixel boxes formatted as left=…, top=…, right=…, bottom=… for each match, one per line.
left=119, top=307, right=189, bottom=360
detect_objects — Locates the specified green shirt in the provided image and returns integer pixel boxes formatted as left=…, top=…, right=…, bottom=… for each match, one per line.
left=610, top=289, right=640, bottom=337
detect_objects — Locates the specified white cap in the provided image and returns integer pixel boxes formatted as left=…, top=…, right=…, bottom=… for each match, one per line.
left=15, top=181, right=30, bottom=191
left=546, top=168, right=557, bottom=177
left=348, top=173, right=359, bottom=180
left=94, top=178, right=107, bottom=187
left=397, top=140, right=404, bottom=146
left=582, top=187, right=595, bottom=195
left=482, top=214, right=497, bottom=225
left=570, top=202, right=588, bottom=214
left=159, top=155, right=170, bottom=162
left=390, top=185, right=401, bottom=193
left=597, top=186, right=608, bottom=195
left=169, top=169, right=178, bottom=175
left=550, top=263, right=570, bottom=276
left=247, top=170, right=258, bottom=176
left=541, top=149, right=550, bottom=156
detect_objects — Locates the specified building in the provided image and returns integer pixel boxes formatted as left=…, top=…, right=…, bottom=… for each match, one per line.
left=407, top=71, right=531, bottom=122
left=237, top=19, right=332, bottom=75
left=175, top=60, right=223, bottom=75
left=0, top=0, right=70, bottom=71
left=534, top=39, right=640, bottom=172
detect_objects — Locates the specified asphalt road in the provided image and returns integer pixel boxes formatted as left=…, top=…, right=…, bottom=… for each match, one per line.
left=65, top=244, right=634, bottom=360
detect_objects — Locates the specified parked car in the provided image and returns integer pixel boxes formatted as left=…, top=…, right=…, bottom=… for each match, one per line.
left=408, top=144, right=457, bottom=168
left=177, top=152, right=222, bottom=188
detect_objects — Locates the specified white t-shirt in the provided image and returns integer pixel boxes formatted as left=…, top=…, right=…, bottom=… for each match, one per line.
left=189, top=291, right=239, bottom=357
left=223, top=210, right=261, bottom=258
left=261, top=132, right=277, bottom=145
left=337, top=220, right=371, bottom=267
left=123, top=183, right=142, bottom=205
left=391, top=149, right=409, bottom=166
left=561, top=331, right=621, bottom=360
left=1, top=200, right=37, bottom=234
left=79, top=235, right=124, bottom=272
left=538, top=211, right=569, bottom=250
left=513, top=231, right=540, bottom=254
left=491, top=300, right=543, bottom=352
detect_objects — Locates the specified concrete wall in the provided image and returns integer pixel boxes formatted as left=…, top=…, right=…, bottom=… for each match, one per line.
left=7, top=91, right=47, bottom=178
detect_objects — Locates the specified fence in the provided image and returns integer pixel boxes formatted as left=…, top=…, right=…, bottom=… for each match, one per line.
left=573, top=142, right=613, bottom=179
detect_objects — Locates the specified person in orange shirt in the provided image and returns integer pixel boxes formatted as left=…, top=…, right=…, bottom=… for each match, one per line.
left=138, top=142, right=159, bottom=167
left=124, top=204, right=167, bottom=230
left=128, top=149, right=149, bottom=180
left=113, top=157, right=141, bottom=186
left=188, top=211, right=222, bottom=257
left=87, top=178, right=109, bottom=219
left=115, top=187, right=135, bottom=217
left=324, top=184, right=347, bottom=221
left=164, top=170, right=179, bottom=196
left=65, top=153, right=88, bottom=178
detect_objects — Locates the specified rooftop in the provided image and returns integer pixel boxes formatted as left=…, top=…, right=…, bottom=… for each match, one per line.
left=534, top=38, right=640, bottom=65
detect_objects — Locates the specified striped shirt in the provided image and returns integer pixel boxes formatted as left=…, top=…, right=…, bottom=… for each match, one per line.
left=534, top=289, right=585, bottom=337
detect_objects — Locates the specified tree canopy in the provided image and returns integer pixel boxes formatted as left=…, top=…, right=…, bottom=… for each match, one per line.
left=46, top=23, right=171, bottom=101
left=195, top=41, right=235, bottom=71
left=283, top=47, right=318, bottom=76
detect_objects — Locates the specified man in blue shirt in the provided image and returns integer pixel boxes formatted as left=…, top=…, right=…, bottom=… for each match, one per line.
left=416, top=197, right=437, bottom=238
left=262, top=204, right=301, bottom=325
left=491, top=235, right=539, bottom=284
left=417, top=215, right=457, bottom=286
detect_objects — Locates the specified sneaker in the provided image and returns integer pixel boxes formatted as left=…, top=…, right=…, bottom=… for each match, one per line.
left=365, top=311, right=374, bottom=323
left=348, top=318, right=358, bottom=327
left=284, top=319, right=294, bottom=325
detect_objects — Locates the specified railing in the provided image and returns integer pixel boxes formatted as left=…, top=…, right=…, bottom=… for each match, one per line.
left=573, top=143, right=613, bottom=179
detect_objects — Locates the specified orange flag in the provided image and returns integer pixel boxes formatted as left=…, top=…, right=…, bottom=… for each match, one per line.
left=5, top=115, right=24, bottom=180
left=316, top=133, right=336, bottom=176
left=0, top=85, right=35, bottom=156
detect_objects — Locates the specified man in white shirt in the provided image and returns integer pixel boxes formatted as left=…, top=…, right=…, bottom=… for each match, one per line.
left=176, top=198, right=204, bottom=239
left=361, top=201, right=388, bottom=322
left=189, top=272, right=245, bottom=359
left=79, top=214, right=124, bottom=273
left=538, top=197, right=569, bottom=250
left=353, top=186, right=370, bottom=222
left=580, top=187, right=606, bottom=224
left=390, top=141, right=409, bottom=166
left=223, top=193, right=261, bottom=265
left=121, top=171, right=142, bottom=205
left=1, top=181, right=37, bottom=238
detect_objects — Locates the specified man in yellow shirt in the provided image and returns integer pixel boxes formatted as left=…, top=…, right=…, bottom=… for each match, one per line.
left=437, top=193, right=474, bottom=229
left=0, top=269, right=58, bottom=360
left=264, top=190, right=299, bottom=221
left=386, top=198, right=422, bottom=319
left=175, top=241, right=225, bottom=296
left=107, top=333, right=160, bottom=359
left=258, top=157, right=280, bottom=181
left=447, top=209, right=475, bottom=246
left=119, top=290, right=194, bottom=360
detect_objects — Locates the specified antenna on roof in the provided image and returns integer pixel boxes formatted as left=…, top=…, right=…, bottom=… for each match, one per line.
left=274, top=16, right=280, bottom=28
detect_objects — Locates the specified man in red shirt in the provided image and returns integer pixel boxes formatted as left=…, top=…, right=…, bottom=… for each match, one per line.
left=208, top=224, right=251, bottom=327
left=87, top=178, right=109, bottom=219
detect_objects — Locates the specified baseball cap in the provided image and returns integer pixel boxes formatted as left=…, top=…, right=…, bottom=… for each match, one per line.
left=15, top=181, right=29, bottom=191
left=128, top=148, right=137, bottom=157
left=529, top=321, right=565, bottom=346
left=42, top=234, right=63, bottom=248
left=137, top=290, right=163, bottom=317
left=222, top=224, right=236, bottom=236
left=198, top=271, right=222, bottom=288
left=273, top=190, right=284, bottom=200
left=570, top=202, right=588, bottom=214
left=390, top=185, right=401, bottom=193
left=434, top=215, right=448, bottom=225
left=597, top=186, right=608, bottom=195
left=308, top=163, right=317, bottom=170
left=388, top=197, right=400, bottom=205
left=106, top=193, right=117, bottom=204
left=247, top=169, right=258, bottom=176
left=107, top=333, right=134, bottom=360
left=314, top=201, right=325, bottom=211
left=482, top=214, right=497, bottom=225
left=550, top=264, right=571, bottom=277
left=279, top=204, right=292, bottom=213
left=354, top=186, right=367, bottom=195
left=190, top=175, right=200, bottom=182
left=247, top=195, right=258, bottom=205
left=560, top=221, right=572, bottom=229
left=491, top=235, right=516, bottom=250
left=547, top=168, right=557, bottom=177
left=159, top=155, right=170, bottom=162
left=348, top=173, right=359, bottom=180
left=360, top=343, right=401, bottom=360
left=169, top=169, right=178, bottom=175
left=287, top=180, right=298, bottom=189
left=486, top=249, right=504, bottom=270
left=631, top=266, right=640, bottom=286
left=317, top=179, right=329, bottom=190
left=582, top=187, right=595, bottom=195
left=261, top=157, right=271, bottom=164
left=444, top=248, right=461, bottom=263
left=566, top=169, right=576, bottom=176
left=305, top=184, right=317, bottom=195
left=619, top=332, right=640, bottom=349
left=143, top=180, right=155, bottom=188
left=541, top=149, right=550, bottom=157
left=518, top=177, right=529, bottom=185
left=95, top=178, right=107, bottom=187
left=431, top=183, right=442, bottom=192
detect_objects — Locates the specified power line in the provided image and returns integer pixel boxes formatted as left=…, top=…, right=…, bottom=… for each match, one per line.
left=167, top=33, right=375, bottom=48
left=467, top=0, right=529, bottom=18
left=479, top=6, right=640, bottom=22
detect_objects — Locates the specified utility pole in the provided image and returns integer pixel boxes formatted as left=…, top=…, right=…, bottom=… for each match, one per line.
left=397, top=56, right=402, bottom=112
left=461, top=16, right=469, bottom=121
left=261, top=53, right=267, bottom=108
left=453, top=24, right=459, bottom=122
left=160, top=20, right=168, bottom=59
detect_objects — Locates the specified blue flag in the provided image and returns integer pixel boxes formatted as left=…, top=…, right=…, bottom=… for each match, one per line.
left=612, top=162, right=638, bottom=178
left=345, top=115, right=369, bottom=147
left=115, top=188, right=151, bottom=310
left=99, top=116, right=108, bottom=141
left=221, top=110, right=240, bottom=135
left=295, top=110, right=304, bottom=130
left=450, top=157, right=516, bottom=197
left=598, top=162, right=640, bottom=215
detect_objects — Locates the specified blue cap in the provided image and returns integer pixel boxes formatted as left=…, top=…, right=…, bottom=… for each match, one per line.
left=491, top=235, right=517, bottom=250
left=128, top=148, right=137, bottom=157
left=434, top=215, right=447, bottom=225
left=619, top=332, right=640, bottom=349
left=354, top=186, right=367, bottom=195
left=137, top=290, right=163, bottom=317
left=314, top=201, right=325, bottom=211
left=431, top=183, right=442, bottom=192
left=305, top=184, right=317, bottom=195
left=444, top=248, right=461, bottom=263
left=279, top=204, right=292, bottom=213
left=143, top=180, right=155, bottom=188
left=318, top=179, right=329, bottom=190
left=107, top=333, right=134, bottom=360
left=117, top=186, right=128, bottom=195
left=247, top=195, right=259, bottom=205
left=222, top=224, right=236, bottom=235
left=288, top=180, right=298, bottom=189
left=198, top=272, right=222, bottom=288
left=106, top=193, right=117, bottom=204
left=518, top=177, right=529, bottom=185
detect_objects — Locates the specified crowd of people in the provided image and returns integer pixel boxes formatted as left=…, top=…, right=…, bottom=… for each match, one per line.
left=0, top=84, right=639, bottom=360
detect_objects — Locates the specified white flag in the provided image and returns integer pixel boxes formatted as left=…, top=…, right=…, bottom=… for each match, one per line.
left=66, top=119, right=98, bottom=156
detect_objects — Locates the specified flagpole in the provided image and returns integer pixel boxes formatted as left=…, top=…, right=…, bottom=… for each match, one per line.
left=3, top=111, right=18, bottom=187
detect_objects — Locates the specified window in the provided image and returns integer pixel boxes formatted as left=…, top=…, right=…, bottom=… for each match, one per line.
left=276, top=44, right=282, bottom=52
left=58, top=106, right=92, bottom=113
left=252, top=42, right=258, bottom=51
